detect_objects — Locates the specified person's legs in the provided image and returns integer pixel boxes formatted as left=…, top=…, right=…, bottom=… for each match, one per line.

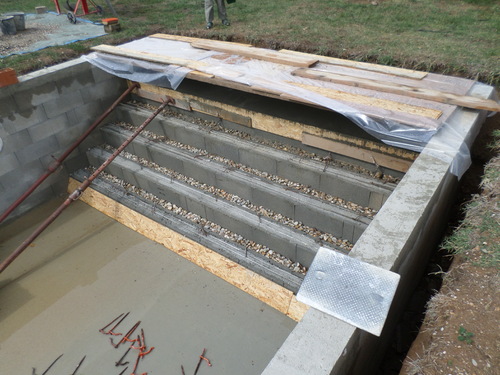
left=215, top=0, right=229, bottom=23
left=205, top=0, right=214, bottom=24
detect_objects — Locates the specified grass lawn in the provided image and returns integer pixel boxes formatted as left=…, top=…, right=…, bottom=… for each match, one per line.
left=0, top=0, right=499, bottom=85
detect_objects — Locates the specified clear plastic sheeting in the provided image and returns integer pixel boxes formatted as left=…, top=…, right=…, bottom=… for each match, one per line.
left=296, top=247, right=400, bottom=336
left=83, top=37, right=495, bottom=177
left=84, top=53, right=191, bottom=90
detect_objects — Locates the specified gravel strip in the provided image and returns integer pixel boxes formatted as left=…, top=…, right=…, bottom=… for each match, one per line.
left=115, top=121, right=377, bottom=218
left=96, top=170, right=308, bottom=275
left=104, top=145, right=353, bottom=252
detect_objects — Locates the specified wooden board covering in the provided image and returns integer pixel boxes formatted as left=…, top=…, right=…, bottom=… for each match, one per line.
left=288, top=81, right=442, bottom=119
left=293, top=68, right=500, bottom=112
left=280, top=49, right=428, bottom=80
left=68, top=178, right=309, bottom=321
left=190, top=40, right=319, bottom=68
left=302, top=133, right=413, bottom=173
left=150, top=33, right=253, bottom=47
left=91, top=45, right=210, bottom=71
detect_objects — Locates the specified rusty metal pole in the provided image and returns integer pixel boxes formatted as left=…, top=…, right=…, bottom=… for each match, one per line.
left=0, top=82, right=141, bottom=225
left=0, top=98, right=173, bottom=274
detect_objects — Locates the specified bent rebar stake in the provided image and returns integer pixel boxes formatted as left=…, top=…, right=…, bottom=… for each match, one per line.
left=0, top=97, right=174, bottom=274
left=0, top=82, right=140, bottom=225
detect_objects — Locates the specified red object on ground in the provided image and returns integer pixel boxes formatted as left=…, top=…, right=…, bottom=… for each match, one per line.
left=102, top=17, right=119, bottom=25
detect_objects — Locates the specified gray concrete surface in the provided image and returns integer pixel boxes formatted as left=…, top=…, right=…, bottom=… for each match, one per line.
left=0, top=199, right=296, bottom=375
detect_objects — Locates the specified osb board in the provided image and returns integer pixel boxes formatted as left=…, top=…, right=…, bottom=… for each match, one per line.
left=293, top=68, right=500, bottom=113
left=134, top=82, right=418, bottom=163
left=68, top=178, right=309, bottom=321
left=288, top=81, right=442, bottom=120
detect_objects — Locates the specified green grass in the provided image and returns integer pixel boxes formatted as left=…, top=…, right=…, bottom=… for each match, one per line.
left=0, top=0, right=499, bottom=85
left=442, top=130, right=500, bottom=269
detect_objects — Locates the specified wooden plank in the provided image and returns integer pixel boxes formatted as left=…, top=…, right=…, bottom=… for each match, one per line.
left=302, top=133, right=412, bottom=173
left=69, top=179, right=308, bottom=321
left=150, top=33, right=253, bottom=47
left=287, top=81, right=442, bottom=120
left=91, top=44, right=210, bottom=71
left=280, top=49, right=428, bottom=80
left=190, top=40, right=319, bottom=68
left=293, top=68, right=500, bottom=112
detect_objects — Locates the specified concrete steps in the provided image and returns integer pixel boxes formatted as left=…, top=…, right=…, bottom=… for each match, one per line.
left=116, top=104, right=395, bottom=211
left=71, top=103, right=396, bottom=290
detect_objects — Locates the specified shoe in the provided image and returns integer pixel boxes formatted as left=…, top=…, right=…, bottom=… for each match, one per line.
left=222, top=19, right=230, bottom=26
left=206, top=22, right=213, bottom=29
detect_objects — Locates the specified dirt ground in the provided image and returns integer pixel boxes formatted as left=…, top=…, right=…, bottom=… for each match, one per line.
left=400, top=114, right=500, bottom=375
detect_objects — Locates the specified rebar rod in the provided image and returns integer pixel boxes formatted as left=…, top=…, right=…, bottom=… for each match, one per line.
left=0, top=82, right=140, bottom=225
left=0, top=98, right=172, bottom=273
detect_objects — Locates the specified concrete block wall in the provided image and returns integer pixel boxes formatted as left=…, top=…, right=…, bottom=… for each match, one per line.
left=0, top=58, right=126, bottom=223
left=262, top=83, right=494, bottom=375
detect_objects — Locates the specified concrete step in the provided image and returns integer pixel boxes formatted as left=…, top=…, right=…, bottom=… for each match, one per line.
left=115, top=104, right=395, bottom=211
left=71, top=169, right=304, bottom=292
left=100, top=125, right=370, bottom=243
left=86, top=148, right=346, bottom=269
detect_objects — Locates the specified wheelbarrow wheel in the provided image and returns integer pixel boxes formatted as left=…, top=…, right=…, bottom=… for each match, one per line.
left=67, top=11, right=77, bottom=24
left=97, top=5, right=104, bottom=15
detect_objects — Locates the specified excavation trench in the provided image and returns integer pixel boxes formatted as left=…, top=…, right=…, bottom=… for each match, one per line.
left=0, top=54, right=492, bottom=374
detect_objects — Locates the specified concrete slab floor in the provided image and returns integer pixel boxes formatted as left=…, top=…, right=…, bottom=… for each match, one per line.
left=0, top=199, right=296, bottom=374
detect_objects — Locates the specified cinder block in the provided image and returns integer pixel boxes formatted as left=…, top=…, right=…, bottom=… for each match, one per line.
left=215, top=172, right=253, bottom=201
left=0, top=159, right=44, bottom=189
left=55, top=121, right=94, bottom=149
left=294, top=204, right=343, bottom=238
left=80, top=79, right=122, bottom=104
left=14, top=136, right=59, bottom=166
left=183, top=160, right=217, bottom=186
left=0, top=95, right=18, bottom=117
left=56, top=69, right=96, bottom=95
left=148, top=148, right=185, bottom=174
left=277, top=161, right=320, bottom=190
left=0, top=129, right=33, bottom=155
left=42, top=90, right=84, bottom=119
left=13, top=81, right=58, bottom=110
left=67, top=98, right=105, bottom=125
left=320, top=174, right=369, bottom=207
left=341, top=221, right=355, bottom=243
left=1, top=106, right=48, bottom=134
left=295, top=246, right=316, bottom=268
left=0, top=152, right=20, bottom=175
left=28, top=113, right=68, bottom=142
left=90, top=65, right=115, bottom=83
left=252, top=187, right=295, bottom=218
left=239, top=148, right=277, bottom=174
left=205, top=136, right=240, bottom=161
left=174, top=127, right=207, bottom=150
left=185, top=195, right=208, bottom=218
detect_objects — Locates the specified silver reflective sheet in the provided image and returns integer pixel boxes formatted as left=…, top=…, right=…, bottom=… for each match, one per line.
left=296, top=247, right=400, bottom=336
